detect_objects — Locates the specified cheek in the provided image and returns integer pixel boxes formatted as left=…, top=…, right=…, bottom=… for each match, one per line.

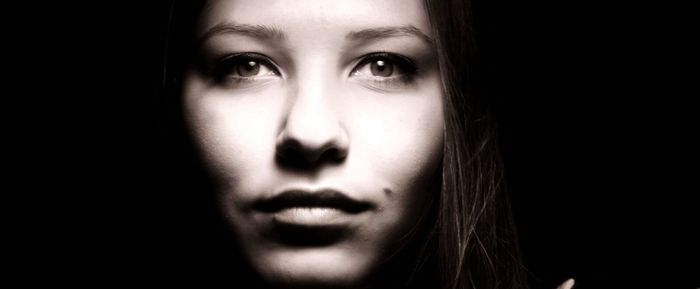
left=182, top=77, right=283, bottom=197
left=345, top=82, right=444, bottom=231
left=364, top=113, right=443, bottom=183
left=347, top=82, right=444, bottom=187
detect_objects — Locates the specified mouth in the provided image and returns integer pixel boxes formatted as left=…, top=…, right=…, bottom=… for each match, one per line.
left=254, top=189, right=373, bottom=213
left=252, top=189, right=375, bottom=246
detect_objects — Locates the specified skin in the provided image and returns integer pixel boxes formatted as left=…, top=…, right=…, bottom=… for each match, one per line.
left=182, top=0, right=444, bottom=287
left=556, top=279, right=576, bottom=289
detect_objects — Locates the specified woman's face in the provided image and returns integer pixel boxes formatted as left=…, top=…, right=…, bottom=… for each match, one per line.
left=183, top=0, right=443, bottom=287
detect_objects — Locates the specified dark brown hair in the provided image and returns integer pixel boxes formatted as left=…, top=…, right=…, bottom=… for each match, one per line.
left=421, top=0, right=527, bottom=288
left=160, top=0, right=527, bottom=288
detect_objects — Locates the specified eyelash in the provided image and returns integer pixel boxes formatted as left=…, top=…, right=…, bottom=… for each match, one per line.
left=350, top=52, right=418, bottom=88
left=209, top=52, right=418, bottom=88
left=211, top=52, right=280, bottom=84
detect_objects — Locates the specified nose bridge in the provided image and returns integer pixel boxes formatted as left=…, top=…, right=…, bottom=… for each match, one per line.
left=285, top=65, right=340, bottom=141
left=277, top=58, right=347, bottom=161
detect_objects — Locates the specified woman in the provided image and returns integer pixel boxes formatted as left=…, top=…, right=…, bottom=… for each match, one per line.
left=159, top=0, right=566, bottom=288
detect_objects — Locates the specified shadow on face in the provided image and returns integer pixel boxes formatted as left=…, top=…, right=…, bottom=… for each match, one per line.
left=182, top=0, right=444, bottom=287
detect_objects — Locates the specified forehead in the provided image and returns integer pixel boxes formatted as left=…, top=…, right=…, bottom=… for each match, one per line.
left=198, top=0, right=431, bottom=37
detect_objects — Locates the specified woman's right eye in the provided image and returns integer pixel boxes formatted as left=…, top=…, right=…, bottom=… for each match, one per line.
left=212, top=53, right=281, bottom=83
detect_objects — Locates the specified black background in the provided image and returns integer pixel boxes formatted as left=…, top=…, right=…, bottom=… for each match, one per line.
left=21, top=0, right=697, bottom=288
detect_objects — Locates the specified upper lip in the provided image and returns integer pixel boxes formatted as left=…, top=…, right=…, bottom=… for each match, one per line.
left=252, top=189, right=374, bottom=214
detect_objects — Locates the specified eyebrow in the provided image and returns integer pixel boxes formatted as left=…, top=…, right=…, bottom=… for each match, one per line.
left=346, top=25, right=434, bottom=45
left=198, top=23, right=287, bottom=44
left=199, top=22, right=434, bottom=46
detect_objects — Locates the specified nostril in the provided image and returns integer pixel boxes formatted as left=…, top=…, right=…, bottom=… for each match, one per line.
left=274, top=119, right=350, bottom=170
left=275, top=140, right=348, bottom=170
left=276, top=145, right=310, bottom=170
left=324, top=147, right=347, bottom=163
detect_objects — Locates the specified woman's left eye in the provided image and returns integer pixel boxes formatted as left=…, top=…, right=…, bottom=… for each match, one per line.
left=350, top=52, right=417, bottom=85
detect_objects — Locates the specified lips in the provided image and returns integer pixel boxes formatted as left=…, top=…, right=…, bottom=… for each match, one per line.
left=252, top=189, right=375, bottom=245
left=253, top=189, right=374, bottom=214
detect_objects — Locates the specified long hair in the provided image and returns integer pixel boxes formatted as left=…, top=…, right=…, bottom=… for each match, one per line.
left=421, top=0, right=528, bottom=288
left=159, top=0, right=527, bottom=288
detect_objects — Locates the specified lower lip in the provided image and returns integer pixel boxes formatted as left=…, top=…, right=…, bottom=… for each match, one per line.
left=271, top=207, right=360, bottom=226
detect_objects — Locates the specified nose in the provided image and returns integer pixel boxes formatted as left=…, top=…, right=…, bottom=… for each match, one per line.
left=275, top=86, right=349, bottom=168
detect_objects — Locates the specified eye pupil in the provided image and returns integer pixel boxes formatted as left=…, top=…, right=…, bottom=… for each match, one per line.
left=237, top=60, right=260, bottom=76
left=370, top=59, right=393, bottom=77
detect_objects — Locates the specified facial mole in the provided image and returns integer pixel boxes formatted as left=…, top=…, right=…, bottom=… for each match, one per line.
left=383, top=188, right=393, bottom=195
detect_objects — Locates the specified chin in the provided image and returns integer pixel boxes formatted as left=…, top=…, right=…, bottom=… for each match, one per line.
left=250, top=246, right=377, bottom=289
